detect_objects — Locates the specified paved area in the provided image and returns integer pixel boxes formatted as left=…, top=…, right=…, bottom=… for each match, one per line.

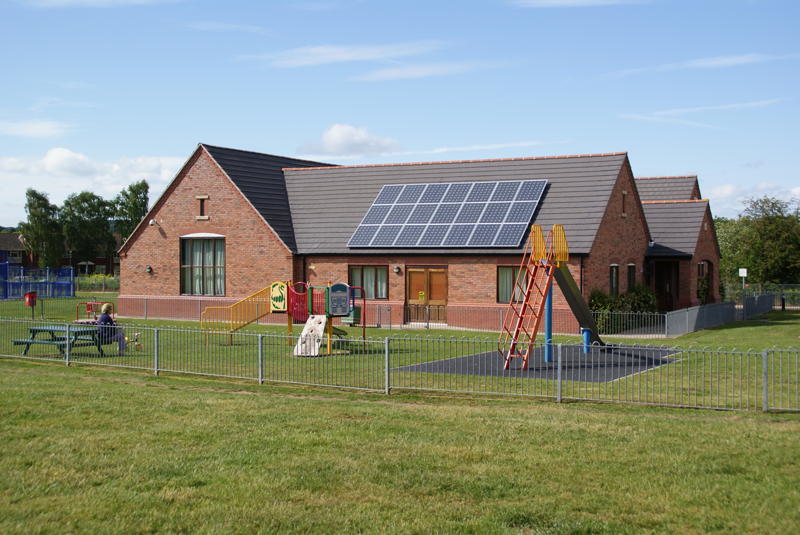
left=395, top=344, right=679, bottom=383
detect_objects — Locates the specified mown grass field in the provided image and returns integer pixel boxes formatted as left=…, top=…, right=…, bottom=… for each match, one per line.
left=1, top=358, right=799, bottom=535
left=1, top=296, right=799, bottom=533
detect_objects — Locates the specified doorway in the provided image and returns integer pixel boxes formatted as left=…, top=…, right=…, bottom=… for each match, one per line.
left=654, top=260, right=679, bottom=311
left=405, top=267, right=447, bottom=323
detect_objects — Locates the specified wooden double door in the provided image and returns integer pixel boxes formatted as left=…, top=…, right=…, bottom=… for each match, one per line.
left=406, top=267, right=447, bottom=322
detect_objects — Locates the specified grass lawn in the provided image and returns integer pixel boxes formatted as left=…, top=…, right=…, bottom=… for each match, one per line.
left=1, top=359, right=798, bottom=535
left=0, top=296, right=798, bottom=411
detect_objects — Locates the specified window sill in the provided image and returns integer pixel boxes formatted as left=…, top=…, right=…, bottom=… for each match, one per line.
left=195, top=216, right=210, bottom=221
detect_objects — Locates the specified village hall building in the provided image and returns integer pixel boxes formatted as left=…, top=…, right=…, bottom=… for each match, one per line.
left=117, top=143, right=721, bottom=325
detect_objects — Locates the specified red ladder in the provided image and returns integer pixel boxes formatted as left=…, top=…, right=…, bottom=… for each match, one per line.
left=498, top=225, right=561, bottom=370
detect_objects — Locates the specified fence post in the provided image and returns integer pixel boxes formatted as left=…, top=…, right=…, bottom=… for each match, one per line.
left=154, top=328, right=160, bottom=376
left=762, top=350, right=769, bottom=412
left=258, top=334, right=264, bottom=384
left=65, top=322, right=70, bottom=367
left=144, top=298, right=148, bottom=320
left=384, top=337, right=390, bottom=395
left=556, top=343, right=562, bottom=403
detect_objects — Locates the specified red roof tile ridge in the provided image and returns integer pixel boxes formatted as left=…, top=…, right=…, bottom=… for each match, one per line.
left=281, top=151, right=628, bottom=171
left=641, top=199, right=708, bottom=204
left=635, top=175, right=697, bottom=180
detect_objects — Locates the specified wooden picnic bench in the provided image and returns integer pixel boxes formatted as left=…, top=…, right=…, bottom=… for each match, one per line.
left=13, top=325, right=112, bottom=357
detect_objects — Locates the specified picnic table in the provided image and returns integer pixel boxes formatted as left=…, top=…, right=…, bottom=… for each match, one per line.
left=13, top=324, right=110, bottom=357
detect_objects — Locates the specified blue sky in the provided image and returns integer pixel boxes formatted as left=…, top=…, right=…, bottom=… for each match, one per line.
left=1, top=0, right=798, bottom=226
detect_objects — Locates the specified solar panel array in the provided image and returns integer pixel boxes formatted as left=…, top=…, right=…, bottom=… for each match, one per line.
left=347, top=179, right=547, bottom=248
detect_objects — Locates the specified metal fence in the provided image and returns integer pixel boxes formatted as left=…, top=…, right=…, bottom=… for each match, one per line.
left=0, top=263, right=75, bottom=299
left=664, top=302, right=737, bottom=336
left=742, top=294, right=777, bottom=320
left=0, top=317, right=796, bottom=412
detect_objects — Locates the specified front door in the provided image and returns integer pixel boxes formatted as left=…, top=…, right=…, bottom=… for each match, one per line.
left=654, top=261, right=679, bottom=311
left=406, top=267, right=447, bottom=322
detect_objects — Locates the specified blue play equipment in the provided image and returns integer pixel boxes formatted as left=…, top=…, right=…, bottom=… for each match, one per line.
left=0, top=263, right=75, bottom=300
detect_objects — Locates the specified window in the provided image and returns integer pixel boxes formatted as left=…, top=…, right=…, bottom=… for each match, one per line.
left=621, top=190, right=627, bottom=217
left=180, top=238, right=225, bottom=295
left=609, top=265, right=619, bottom=296
left=627, top=264, right=636, bottom=291
left=697, top=261, right=707, bottom=299
left=196, top=195, right=209, bottom=220
left=348, top=266, right=388, bottom=299
left=497, top=266, right=525, bottom=303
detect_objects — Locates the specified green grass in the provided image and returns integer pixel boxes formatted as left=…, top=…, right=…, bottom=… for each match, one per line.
left=1, top=295, right=798, bottom=411
left=1, top=359, right=798, bottom=534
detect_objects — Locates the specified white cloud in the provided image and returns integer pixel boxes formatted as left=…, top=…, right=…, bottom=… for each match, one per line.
left=651, top=98, right=785, bottom=117
left=21, top=0, right=174, bottom=6
left=612, top=53, right=798, bottom=77
left=299, top=126, right=547, bottom=160
left=240, top=41, right=442, bottom=67
left=392, top=140, right=546, bottom=157
left=0, top=119, right=69, bottom=138
left=619, top=113, right=716, bottom=129
left=0, top=148, right=182, bottom=226
left=30, top=96, right=94, bottom=112
left=354, top=62, right=480, bottom=81
left=706, top=181, right=800, bottom=218
left=621, top=98, right=784, bottom=129
left=513, top=0, right=645, bottom=6
left=188, top=21, right=266, bottom=34
left=301, top=124, right=399, bottom=157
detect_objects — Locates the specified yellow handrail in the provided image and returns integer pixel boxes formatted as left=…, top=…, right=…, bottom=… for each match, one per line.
left=200, top=285, right=273, bottom=333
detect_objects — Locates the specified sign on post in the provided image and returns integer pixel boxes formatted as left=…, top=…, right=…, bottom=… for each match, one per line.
left=738, top=268, right=748, bottom=278
left=270, top=281, right=287, bottom=312
left=328, top=283, right=351, bottom=317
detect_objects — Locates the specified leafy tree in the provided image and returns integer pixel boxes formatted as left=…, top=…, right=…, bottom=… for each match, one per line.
left=61, top=192, right=115, bottom=264
left=716, top=197, right=800, bottom=286
left=113, top=180, right=149, bottom=243
left=740, top=197, right=800, bottom=283
left=18, top=189, right=65, bottom=267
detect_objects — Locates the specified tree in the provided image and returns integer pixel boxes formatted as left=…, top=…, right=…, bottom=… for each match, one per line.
left=717, top=197, right=800, bottom=287
left=740, top=197, right=800, bottom=283
left=61, top=192, right=115, bottom=265
left=114, top=180, right=149, bottom=243
left=18, top=189, right=65, bottom=267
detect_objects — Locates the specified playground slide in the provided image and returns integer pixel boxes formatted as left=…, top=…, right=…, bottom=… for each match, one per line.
left=293, top=315, right=327, bottom=356
left=553, top=263, right=605, bottom=346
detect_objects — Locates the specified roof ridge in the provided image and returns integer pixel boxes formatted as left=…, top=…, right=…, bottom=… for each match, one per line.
left=200, top=143, right=333, bottom=166
left=642, top=199, right=708, bottom=204
left=282, top=151, right=628, bottom=171
left=635, top=175, right=697, bottom=180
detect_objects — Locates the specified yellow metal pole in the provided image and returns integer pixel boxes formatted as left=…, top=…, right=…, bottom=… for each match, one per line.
left=326, top=318, right=333, bottom=355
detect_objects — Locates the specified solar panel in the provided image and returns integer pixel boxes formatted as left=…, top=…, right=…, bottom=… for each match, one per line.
left=469, top=224, right=500, bottom=246
left=348, top=179, right=547, bottom=248
left=443, top=224, right=474, bottom=246
left=455, top=203, right=484, bottom=224
left=385, top=204, right=414, bottom=224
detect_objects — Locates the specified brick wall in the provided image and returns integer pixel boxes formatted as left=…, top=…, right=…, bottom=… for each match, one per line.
left=584, top=161, right=650, bottom=296
left=301, top=253, right=584, bottom=310
left=679, top=207, right=722, bottom=308
left=120, top=147, right=294, bottom=298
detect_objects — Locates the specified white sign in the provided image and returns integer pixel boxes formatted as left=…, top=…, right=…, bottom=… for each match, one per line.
left=738, top=268, right=748, bottom=278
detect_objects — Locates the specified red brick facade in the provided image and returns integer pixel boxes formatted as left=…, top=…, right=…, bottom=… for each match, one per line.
left=119, top=148, right=720, bottom=323
left=120, top=147, right=294, bottom=298
left=583, top=161, right=651, bottom=296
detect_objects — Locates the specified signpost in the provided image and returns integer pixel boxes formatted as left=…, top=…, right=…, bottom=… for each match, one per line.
left=738, top=268, right=748, bottom=291
left=328, top=283, right=351, bottom=317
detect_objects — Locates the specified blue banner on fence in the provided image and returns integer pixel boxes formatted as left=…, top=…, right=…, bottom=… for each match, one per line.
left=0, top=263, right=75, bottom=299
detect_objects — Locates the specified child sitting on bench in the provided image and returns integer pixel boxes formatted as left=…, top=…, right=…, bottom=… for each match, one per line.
left=97, top=303, right=126, bottom=355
